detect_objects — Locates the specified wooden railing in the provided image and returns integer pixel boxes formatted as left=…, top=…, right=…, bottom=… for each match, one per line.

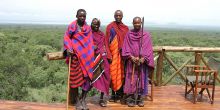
left=46, top=46, right=220, bottom=86
left=153, top=46, right=220, bottom=86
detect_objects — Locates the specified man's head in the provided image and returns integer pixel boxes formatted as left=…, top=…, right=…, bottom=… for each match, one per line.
left=91, top=18, right=100, bottom=32
left=114, top=10, right=123, bottom=23
left=76, top=9, right=87, bottom=25
left=133, top=17, right=142, bottom=31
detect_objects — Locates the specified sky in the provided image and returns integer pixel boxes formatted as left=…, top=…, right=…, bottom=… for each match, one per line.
left=0, top=0, right=220, bottom=27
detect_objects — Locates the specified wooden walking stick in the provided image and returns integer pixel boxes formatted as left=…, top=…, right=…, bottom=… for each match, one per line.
left=66, top=56, right=71, bottom=110
left=135, top=17, right=144, bottom=104
left=131, top=63, right=135, bottom=84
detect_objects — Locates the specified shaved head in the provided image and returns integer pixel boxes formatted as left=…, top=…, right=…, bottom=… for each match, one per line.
left=133, top=16, right=142, bottom=31
left=133, top=17, right=141, bottom=23
left=76, top=9, right=86, bottom=16
left=76, top=9, right=86, bottom=26
left=114, top=10, right=123, bottom=16
left=92, top=18, right=100, bottom=24
left=114, top=10, right=123, bottom=23
left=91, top=18, right=100, bottom=32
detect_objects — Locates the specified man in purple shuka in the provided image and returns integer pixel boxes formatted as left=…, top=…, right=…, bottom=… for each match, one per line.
left=122, top=17, right=154, bottom=107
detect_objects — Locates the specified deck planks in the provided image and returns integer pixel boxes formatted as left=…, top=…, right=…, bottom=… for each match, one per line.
left=1, top=85, right=220, bottom=110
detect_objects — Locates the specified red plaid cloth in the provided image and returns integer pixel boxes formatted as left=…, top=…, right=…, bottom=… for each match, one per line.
left=63, top=20, right=94, bottom=80
left=69, top=55, right=85, bottom=88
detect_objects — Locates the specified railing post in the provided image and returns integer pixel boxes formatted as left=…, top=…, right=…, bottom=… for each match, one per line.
left=195, top=52, right=202, bottom=65
left=156, top=50, right=164, bottom=86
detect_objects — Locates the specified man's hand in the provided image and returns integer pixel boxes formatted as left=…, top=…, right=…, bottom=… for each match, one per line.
left=67, top=50, right=74, bottom=56
left=139, top=57, right=145, bottom=64
left=131, top=56, right=139, bottom=64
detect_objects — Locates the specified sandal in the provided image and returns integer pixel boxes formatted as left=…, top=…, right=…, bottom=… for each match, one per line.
left=109, top=95, right=115, bottom=102
left=127, top=95, right=135, bottom=107
left=99, top=99, right=107, bottom=107
left=137, top=96, right=145, bottom=107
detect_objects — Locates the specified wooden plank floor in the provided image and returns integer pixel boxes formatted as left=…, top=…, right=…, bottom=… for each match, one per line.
left=1, top=85, right=220, bottom=110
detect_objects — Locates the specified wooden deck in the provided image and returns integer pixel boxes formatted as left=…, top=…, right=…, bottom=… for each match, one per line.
left=1, top=85, right=220, bottom=110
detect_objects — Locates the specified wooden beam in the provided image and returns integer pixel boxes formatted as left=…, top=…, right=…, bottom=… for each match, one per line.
left=195, top=52, right=202, bottom=65
left=46, top=52, right=64, bottom=60
left=156, top=51, right=164, bottom=86
left=201, top=55, right=211, bottom=70
left=154, top=46, right=220, bottom=52
left=162, top=58, right=192, bottom=86
left=154, top=55, right=159, bottom=61
left=164, top=53, right=186, bottom=81
left=46, top=46, right=220, bottom=61
left=201, top=56, right=220, bottom=83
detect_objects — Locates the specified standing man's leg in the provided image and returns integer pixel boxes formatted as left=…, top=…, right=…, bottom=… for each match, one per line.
left=116, top=86, right=123, bottom=101
left=73, top=88, right=83, bottom=110
left=109, top=86, right=116, bottom=102
left=81, top=89, right=89, bottom=110
left=127, top=94, right=135, bottom=107
left=137, top=95, right=144, bottom=107
left=99, top=92, right=107, bottom=107
left=81, top=78, right=92, bottom=110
